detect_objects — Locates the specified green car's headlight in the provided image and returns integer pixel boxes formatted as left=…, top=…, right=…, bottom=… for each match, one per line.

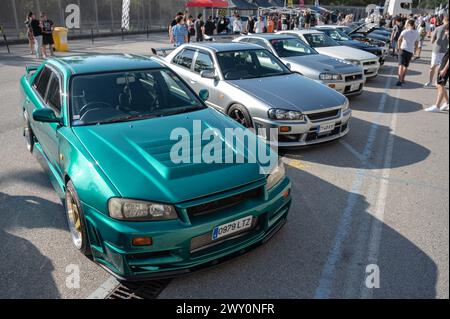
left=268, top=109, right=304, bottom=121
left=319, top=73, right=342, bottom=81
left=108, top=198, right=178, bottom=221
left=266, top=161, right=286, bottom=191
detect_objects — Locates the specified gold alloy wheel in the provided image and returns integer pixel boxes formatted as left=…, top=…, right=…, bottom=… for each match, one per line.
left=65, top=191, right=83, bottom=249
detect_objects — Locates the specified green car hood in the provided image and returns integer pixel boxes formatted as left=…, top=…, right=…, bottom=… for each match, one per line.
left=72, top=108, right=268, bottom=204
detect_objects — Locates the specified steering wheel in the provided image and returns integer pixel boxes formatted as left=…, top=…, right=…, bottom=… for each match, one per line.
left=79, top=102, right=113, bottom=118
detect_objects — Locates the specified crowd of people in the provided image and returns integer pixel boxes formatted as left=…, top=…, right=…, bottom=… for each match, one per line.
left=24, top=11, right=55, bottom=59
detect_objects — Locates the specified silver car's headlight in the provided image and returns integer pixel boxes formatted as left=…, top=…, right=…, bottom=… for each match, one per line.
left=319, top=73, right=342, bottom=81
left=108, top=198, right=178, bottom=221
left=342, top=98, right=350, bottom=111
left=346, top=59, right=361, bottom=66
left=266, top=161, right=286, bottom=191
left=268, top=109, right=304, bottom=121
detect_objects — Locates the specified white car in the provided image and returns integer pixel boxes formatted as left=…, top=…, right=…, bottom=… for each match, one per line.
left=278, top=29, right=380, bottom=78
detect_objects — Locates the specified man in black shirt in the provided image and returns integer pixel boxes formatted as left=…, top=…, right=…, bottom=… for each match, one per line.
left=204, top=16, right=216, bottom=37
left=194, top=14, right=205, bottom=42
left=41, top=13, right=54, bottom=58
left=30, top=13, right=43, bottom=59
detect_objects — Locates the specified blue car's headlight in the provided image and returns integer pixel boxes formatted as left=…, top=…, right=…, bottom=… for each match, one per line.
left=342, top=98, right=350, bottom=111
left=268, top=109, right=304, bottom=121
left=108, top=198, right=178, bottom=221
left=319, top=73, right=342, bottom=81
left=266, top=161, right=285, bottom=191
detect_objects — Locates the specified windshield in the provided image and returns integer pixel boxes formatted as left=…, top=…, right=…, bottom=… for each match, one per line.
left=70, top=69, right=205, bottom=126
left=303, top=33, right=340, bottom=48
left=270, top=38, right=318, bottom=58
left=324, top=29, right=352, bottom=41
left=216, top=49, right=291, bottom=80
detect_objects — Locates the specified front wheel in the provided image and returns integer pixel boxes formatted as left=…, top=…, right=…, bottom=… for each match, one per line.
left=227, top=104, right=253, bottom=128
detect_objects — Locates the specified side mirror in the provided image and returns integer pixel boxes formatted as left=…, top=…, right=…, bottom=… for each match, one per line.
left=285, top=63, right=292, bottom=70
left=200, top=70, right=217, bottom=80
left=198, top=89, right=209, bottom=102
left=33, top=108, right=61, bottom=124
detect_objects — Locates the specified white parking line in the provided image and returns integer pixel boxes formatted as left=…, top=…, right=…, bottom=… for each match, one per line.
left=86, top=276, right=120, bottom=299
left=314, top=68, right=396, bottom=299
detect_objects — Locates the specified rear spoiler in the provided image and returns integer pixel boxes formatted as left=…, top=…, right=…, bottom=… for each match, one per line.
left=26, top=64, right=39, bottom=74
left=151, top=47, right=176, bottom=57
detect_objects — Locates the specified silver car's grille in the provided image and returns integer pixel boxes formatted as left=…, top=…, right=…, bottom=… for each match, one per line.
left=344, top=73, right=363, bottom=82
left=363, top=60, right=378, bottom=66
left=306, top=109, right=340, bottom=123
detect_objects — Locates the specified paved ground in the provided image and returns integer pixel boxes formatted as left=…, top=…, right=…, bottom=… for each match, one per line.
left=0, top=34, right=448, bottom=299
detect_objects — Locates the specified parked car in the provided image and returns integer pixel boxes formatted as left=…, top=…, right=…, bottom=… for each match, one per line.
left=314, top=26, right=387, bottom=65
left=278, top=29, right=380, bottom=78
left=338, top=24, right=391, bottom=46
left=161, top=42, right=351, bottom=147
left=20, top=54, right=291, bottom=280
left=234, top=33, right=365, bottom=96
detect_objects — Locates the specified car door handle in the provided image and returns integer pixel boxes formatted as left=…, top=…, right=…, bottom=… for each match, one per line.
left=190, top=79, right=197, bottom=84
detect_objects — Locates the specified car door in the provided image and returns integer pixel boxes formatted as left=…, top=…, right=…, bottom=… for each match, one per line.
left=169, top=48, right=197, bottom=86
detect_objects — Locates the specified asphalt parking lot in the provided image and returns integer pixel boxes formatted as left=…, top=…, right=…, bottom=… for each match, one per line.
left=0, top=33, right=448, bottom=299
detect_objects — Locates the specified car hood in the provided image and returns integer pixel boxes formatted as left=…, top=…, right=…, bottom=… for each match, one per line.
left=283, top=54, right=362, bottom=74
left=315, top=45, right=378, bottom=61
left=72, top=109, right=268, bottom=203
left=338, top=40, right=380, bottom=52
left=228, top=73, right=346, bottom=111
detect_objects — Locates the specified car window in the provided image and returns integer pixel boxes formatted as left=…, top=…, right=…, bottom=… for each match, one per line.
left=70, top=68, right=205, bottom=126
left=46, top=73, right=61, bottom=113
left=194, top=52, right=215, bottom=73
left=33, top=66, right=52, bottom=98
left=173, top=49, right=196, bottom=70
left=327, top=29, right=351, bottom=41
left=269, top=38, right=317, bottom=57
left=303, top=33, right=340, bottom=47
left=247, top=38, right=270, bottom=51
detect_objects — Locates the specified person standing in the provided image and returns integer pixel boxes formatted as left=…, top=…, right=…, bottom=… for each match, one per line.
left=396, top=19, right=419, bottom=86
left=204, top=16, right=216, bottom=37
left=233, top=15, right=243, bottom=35
left=266, top=16, right=275, bottom=33
left=425, top=16, right=449, bottom=87
left=30, top=13, right=43, bottom=59
left=194, top=14, right=205, bottom=42
left=41, top=13, right=54, bottom=58
left=24, top=12, right=34, bottom=55
left=169, top=12, right=184, bottom=41
left=170, top=16, right=188, bottom=47
left=246, top=16, right=255, bottom=34
left=304, top=10, right=311, bottom=29
left=414, top=21, right=427, bottom=59
left=425, top=25, right=449, bottom=112
left=186, top=16, right=195, bottom=43
left=390, top=18, right=403, bottom=57
left=254, top=16, right=265, bottom=34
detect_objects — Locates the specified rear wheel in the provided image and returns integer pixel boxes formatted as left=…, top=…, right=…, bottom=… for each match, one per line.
left=23, top=110, right=34, bottom=153
left=65, top=180, right=91, bottom=256
left=228, top=104, right=253, bottom=128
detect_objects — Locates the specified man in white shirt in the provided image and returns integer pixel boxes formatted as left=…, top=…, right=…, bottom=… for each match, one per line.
left=396, top=19, right=419, bottom=86
left=254, top=16, right=265, bottom=34
left=233, top=15, right=243, bottom=35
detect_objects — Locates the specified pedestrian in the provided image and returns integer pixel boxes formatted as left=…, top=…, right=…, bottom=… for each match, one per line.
left=425, top=25, right=449, bottom=112
left=170, top=16, right=188, bottom=47
left=204, top=16, right=216, bottom=37
left=304, top=10, right=311, bottom=29
left=396, top=19, right=419, bottom=86
left=254, top=16, right=265, bottom=34
left=169, top=12, right=184, bottom=40
left=217, top=16, right=228, bottom=34
left=414, top=21, right=426, bottom=59
left=425, top=16, right=449, bottom=87
left=24, top=12, right=35, bottom=55
left=29, top=13, right=43, bottom=59
left=233, top=15, right=243, bottom=35
left=390, top=17, right=403, bottom=57
left=266, top=16, right=275, bottom=33
left=41, top=13, right=54, bottom=58
left=246, top=16, right=255, bottom=34
left=194, top=14, right=205, bottom=42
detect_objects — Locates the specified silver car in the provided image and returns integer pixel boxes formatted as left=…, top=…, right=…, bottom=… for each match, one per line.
left=234, top=34, right=365, bottom=97
left=162, top=42, right=351, bottom=147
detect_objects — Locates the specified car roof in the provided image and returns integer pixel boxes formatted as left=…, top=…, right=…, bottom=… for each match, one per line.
left=281, top=29, right=324, bottom=35
left=181, top=42, right=262, bottom=52
left=240, top=33, right=298, bottom=41
left=50, top=54, right=164, bottom=75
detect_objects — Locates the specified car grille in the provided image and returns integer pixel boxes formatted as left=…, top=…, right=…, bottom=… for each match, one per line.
left=363, top=60, right=378, bottom=66
left=186, top=187, right=261, bottom=219
left=306, top=109, right=340, bottom=123
left=344, top=74, right=363, bottom=82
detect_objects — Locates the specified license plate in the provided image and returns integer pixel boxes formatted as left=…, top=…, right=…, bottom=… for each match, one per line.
left=212, top=216, right=253, bottom=240
left=350, top=83, right=360, bottom=91
left=319, top=123, right=335, bottom=133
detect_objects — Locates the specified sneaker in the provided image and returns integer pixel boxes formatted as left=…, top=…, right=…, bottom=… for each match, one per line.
left=440, top=103, right=449, bottom=111
left=424, top=82, right=434, bottom=88
left=396, top=81, right=402, bottom=86
left=424, top=105, right=441, bottom=112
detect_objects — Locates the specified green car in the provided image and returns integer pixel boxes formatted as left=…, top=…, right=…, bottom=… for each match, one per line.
left=20, top=54, right=291, bottom=280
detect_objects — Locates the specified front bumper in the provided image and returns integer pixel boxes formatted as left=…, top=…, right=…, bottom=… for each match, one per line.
left=254, top=108, right=352, bottom=147
left=82, top=178, right=292, bottom=280
left=323, top=80, right=364, bottom=97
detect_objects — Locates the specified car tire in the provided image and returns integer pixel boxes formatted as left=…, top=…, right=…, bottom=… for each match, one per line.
left=65, top=180, right=91, bottom=257
left=228, top=104, right=253, bottom=128
left=23, top=110, right=34, bottom=153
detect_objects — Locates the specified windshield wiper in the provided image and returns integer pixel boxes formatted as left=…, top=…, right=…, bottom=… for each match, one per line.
left=157, top=105, right=206, bottom=116
left=96, top=113, right=157, bottom=125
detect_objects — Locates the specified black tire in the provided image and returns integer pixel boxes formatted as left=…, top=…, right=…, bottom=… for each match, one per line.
left=227, top=104, right=253, bottom=128
left=23, top=110, right=34, bottom=153
left=65, top=180, right=91, bottom=257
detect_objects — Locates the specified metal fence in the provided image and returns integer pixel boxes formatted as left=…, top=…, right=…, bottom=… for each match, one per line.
left=0, top=0, right=197, bottom=40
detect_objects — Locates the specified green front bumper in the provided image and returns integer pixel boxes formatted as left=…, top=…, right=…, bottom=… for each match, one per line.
left=82, top=177, right=291, bottom=280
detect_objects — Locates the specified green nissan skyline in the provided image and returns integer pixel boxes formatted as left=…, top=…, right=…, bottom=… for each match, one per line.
left=20, top=54, right=291, bottom=280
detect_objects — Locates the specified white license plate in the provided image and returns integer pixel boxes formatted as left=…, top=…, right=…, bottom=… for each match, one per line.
left=212, top=216, right=253, bottom=240
left=319, top=123, right=335, bottom=133
left=350, top=83, right=360, bottom=91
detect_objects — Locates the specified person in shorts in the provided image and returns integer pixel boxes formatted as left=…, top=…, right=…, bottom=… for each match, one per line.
left=41, top=13, right=54, bottom=58
left=390, top=17, right=403, bottom=56
left=396, top=19, right=419, bottom=86
left=24, top=12, right=35, bottom=55
left=425, top=26, right=449, bottom=113
left=425, top=16, right=449, bottom=87
left=30, top=13, right=43, bottom=59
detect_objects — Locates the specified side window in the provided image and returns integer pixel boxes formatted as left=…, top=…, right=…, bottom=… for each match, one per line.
left=194, top=52, right=214, bottom=73
left=46, top=73, right=62, bottom=113
left=33, top=66, right=52, bottom=98
left=173, top=49, right=195, bottom=70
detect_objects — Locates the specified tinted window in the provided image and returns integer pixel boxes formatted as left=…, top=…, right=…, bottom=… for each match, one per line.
left=270, top=38, right=317, bottom=57
left=47, top=74, right=61, bottom=112
left=173, top=49, right=195, bottom=69
left=194, top=52, right=214, bottom=73
left=247, top=38, right=270, bottom=50
left=34, top=67, right=52, bottom=98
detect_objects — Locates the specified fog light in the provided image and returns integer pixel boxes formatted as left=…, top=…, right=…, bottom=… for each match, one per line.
left=328, top=84, right=336, bottom=88
left=283, top=188, right=291, bottom=198
left=132, top=237, right=152, bottom=246
left=279, top=126, right=291, bottom=133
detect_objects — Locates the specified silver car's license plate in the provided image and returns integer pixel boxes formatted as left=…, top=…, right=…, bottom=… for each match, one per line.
left=212, top=216, right=253, bottom=240
left=350, top=83, right=360, bottom=91
left=319, top=123, right=335, bottom=133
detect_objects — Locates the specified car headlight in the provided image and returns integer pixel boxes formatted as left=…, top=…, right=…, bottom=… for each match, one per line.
left=346, top=59, right=361, bottom=66
left=268, top=109, right=304, bottom=121
left=319, top=73, right=342, bottom=81
left=108, top=198, right=178, bottom=221
left=266, top=161, right=285, bottom=191
left=342, top=98, right=350, bottom=111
